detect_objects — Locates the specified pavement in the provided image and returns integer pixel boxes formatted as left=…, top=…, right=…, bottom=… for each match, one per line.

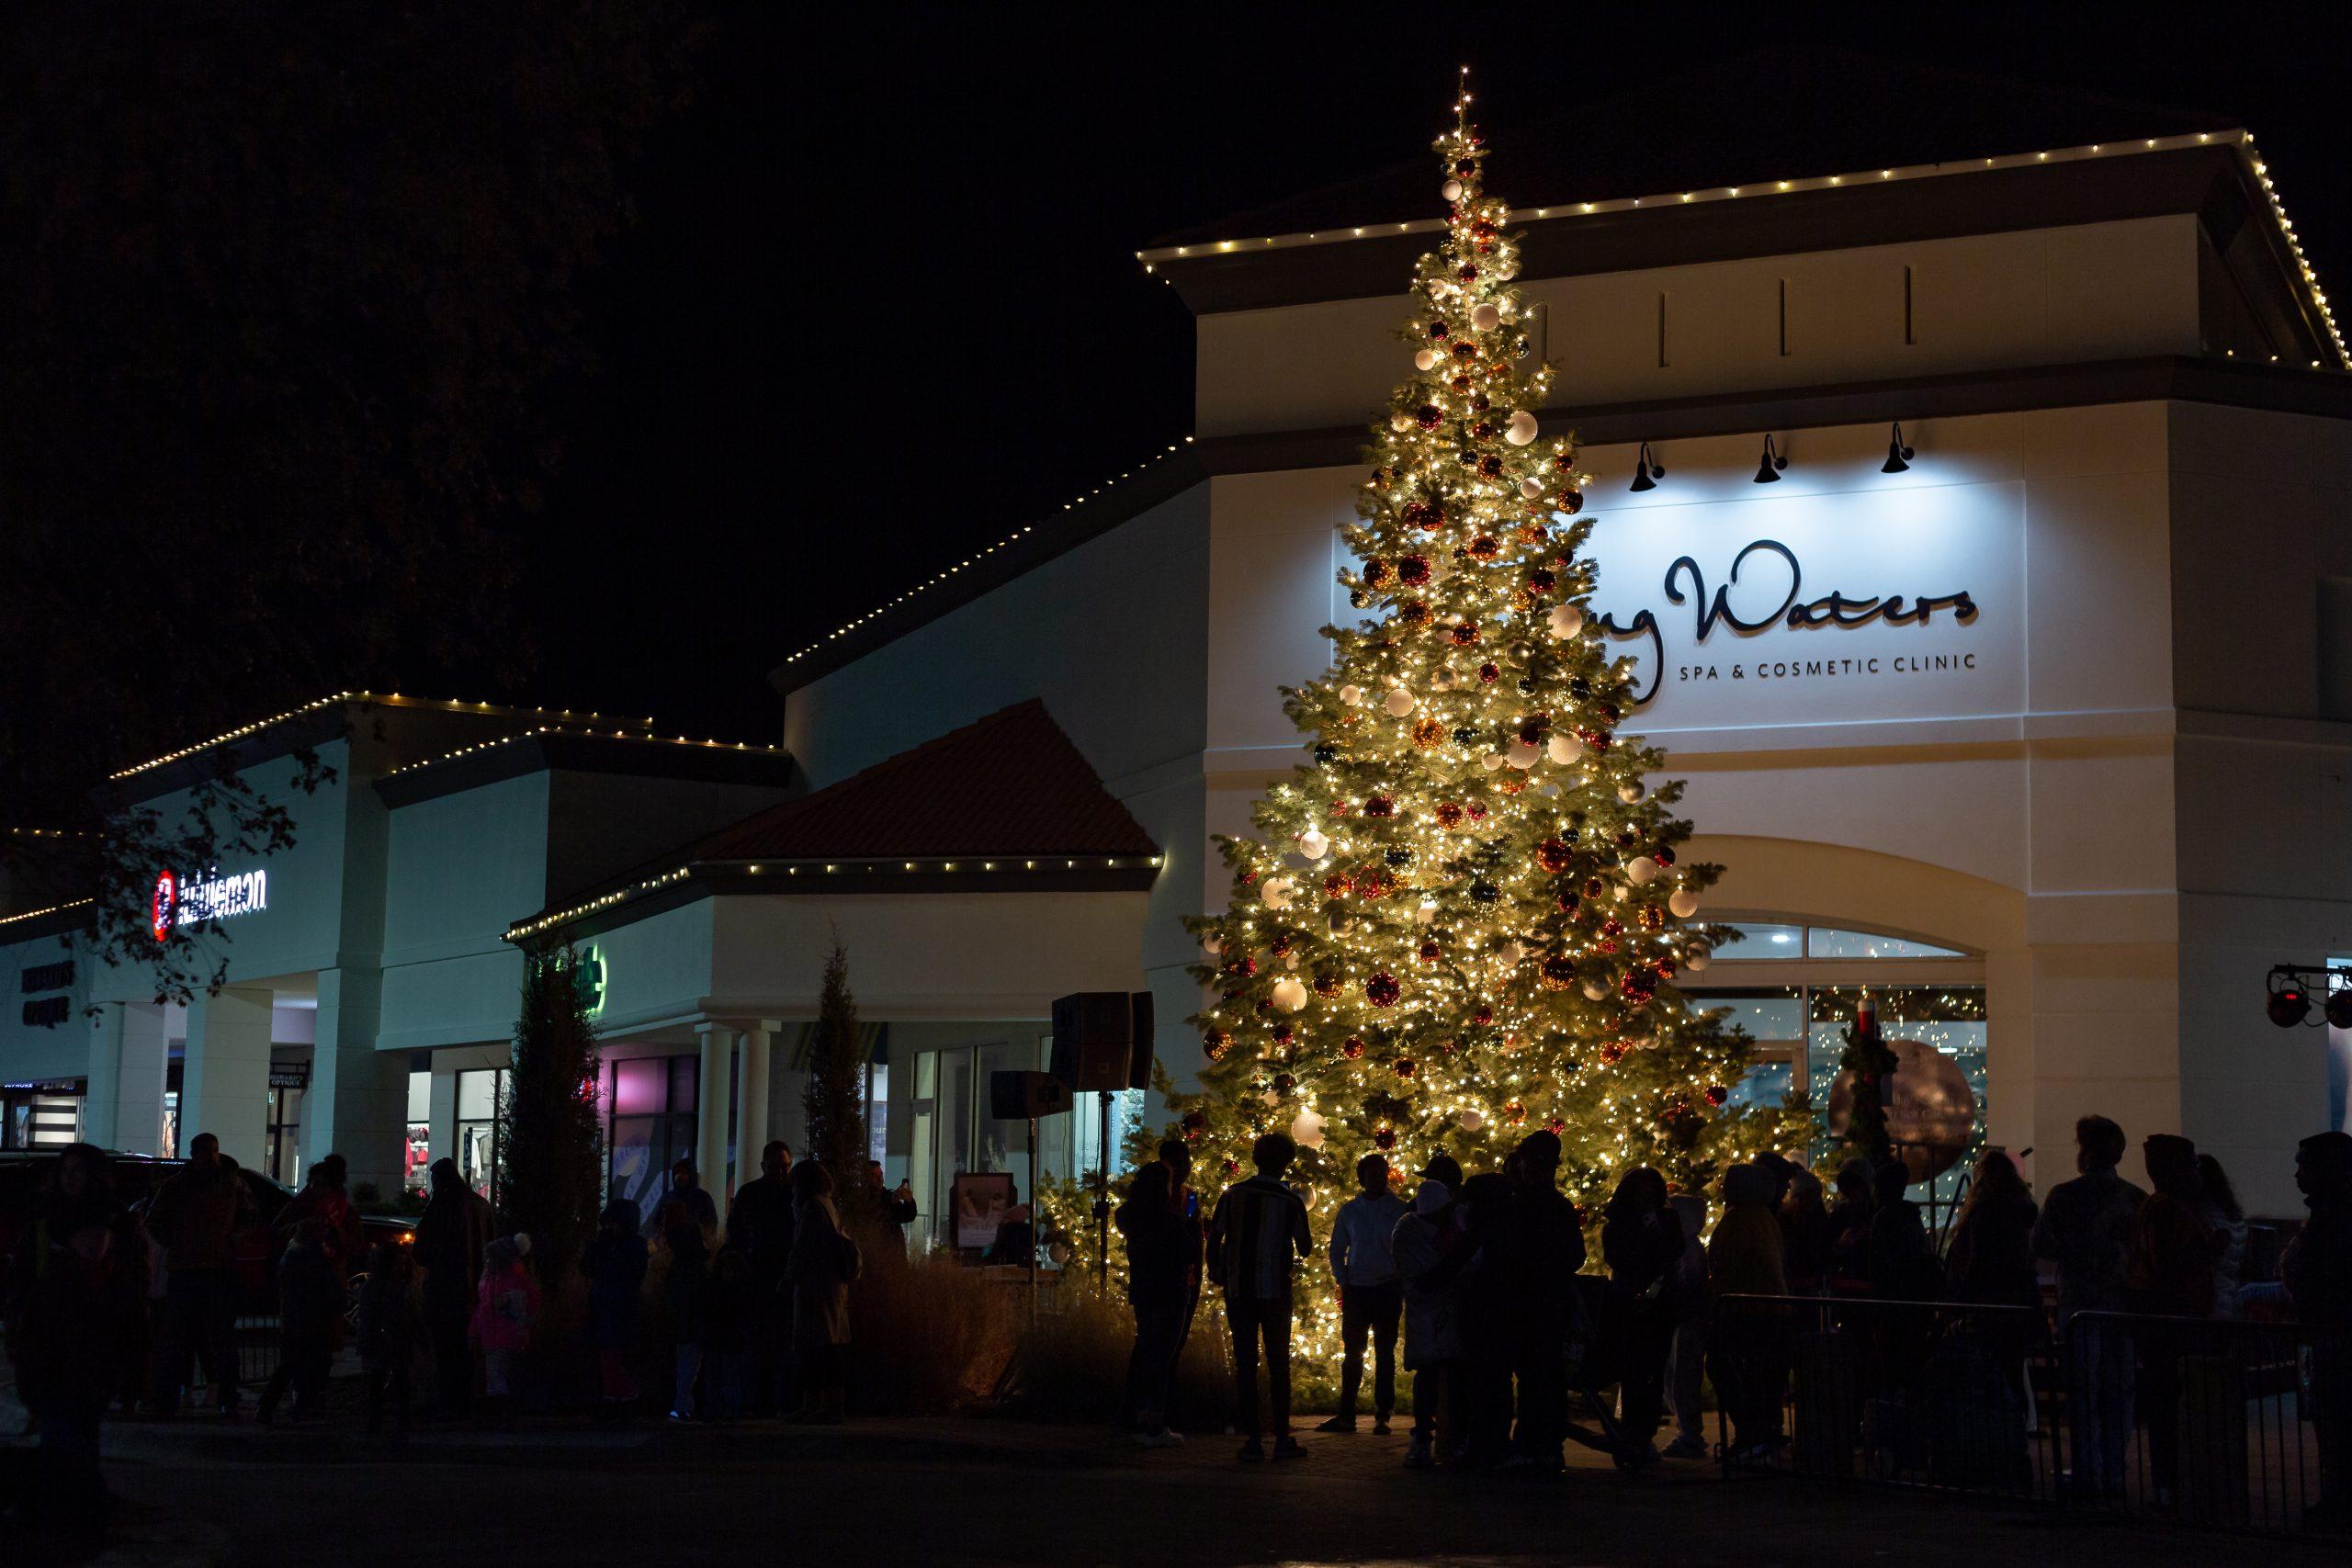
left=4, top=1401, right=2335, bottom=1568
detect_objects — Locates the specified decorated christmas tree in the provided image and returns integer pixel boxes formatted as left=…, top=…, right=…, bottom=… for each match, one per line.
left=1165, top=81, right=1813, bottom=1363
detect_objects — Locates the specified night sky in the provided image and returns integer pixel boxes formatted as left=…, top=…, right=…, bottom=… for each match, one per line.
left=526, top=2, right=2352, bottom=748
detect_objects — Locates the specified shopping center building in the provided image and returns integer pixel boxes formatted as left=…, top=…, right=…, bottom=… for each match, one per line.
left=7, top=61, right=2352, bottom=1224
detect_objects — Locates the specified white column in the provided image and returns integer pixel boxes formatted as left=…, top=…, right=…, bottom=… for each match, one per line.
left=733, top=1020, right=776, bottom=1200
left=86, top=1003, right=170, bottom=1155
left=695, top=1022, right=739, bottom=1197
left=303, top=968, right=405, bottom=1194
left=181, top=987, right=274, bottom=1170
left=428, top=1066, right=459, bottom=1168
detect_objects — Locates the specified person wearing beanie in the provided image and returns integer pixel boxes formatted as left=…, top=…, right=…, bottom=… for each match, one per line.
left=469, top=1234, right=538, bottom=1427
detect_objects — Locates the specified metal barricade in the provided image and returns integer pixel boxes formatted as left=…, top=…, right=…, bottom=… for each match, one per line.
left=2064, top=1311, right=2334, bottom=1533
left=1714, top=1294, right=2061, bottom=1503
left=1715, top=1295, right=2347, bottom=1538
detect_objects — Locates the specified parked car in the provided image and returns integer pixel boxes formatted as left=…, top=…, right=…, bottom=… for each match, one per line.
left=0, top=1147, right=413, bottom=1317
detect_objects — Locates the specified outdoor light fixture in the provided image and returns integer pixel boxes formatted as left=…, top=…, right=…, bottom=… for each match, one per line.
left=2266, top=963, right=2352, bottom=1028
left=1753, top=434, right=1788, bottom=483
left=1883, top=423, right=1916, bottom=474
left=1629, top=442, right=1665, bottom=492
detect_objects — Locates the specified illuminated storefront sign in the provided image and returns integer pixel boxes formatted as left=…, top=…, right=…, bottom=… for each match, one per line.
left=1583, top=484, right=2017, bottom=728
left=152, top=867, right=268, bottom=940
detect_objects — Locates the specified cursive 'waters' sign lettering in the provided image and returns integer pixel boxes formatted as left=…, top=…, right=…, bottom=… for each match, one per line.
left=1597, top=538, right=1978, bottom=705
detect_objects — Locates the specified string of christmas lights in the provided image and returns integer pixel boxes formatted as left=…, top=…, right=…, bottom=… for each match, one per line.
left=110, top=692, right=656, bottom=782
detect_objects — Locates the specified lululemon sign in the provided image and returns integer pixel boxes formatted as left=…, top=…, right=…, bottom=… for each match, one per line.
left=1583, top=483, right=2020, bottom=730
left=151, top=867, right=268, bottom=940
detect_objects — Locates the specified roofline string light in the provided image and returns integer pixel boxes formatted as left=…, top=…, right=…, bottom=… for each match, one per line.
left=779, top=437, right=1197, bottom=670
left=1136, top=129, right=2344, bottom=371
left=0, top=897, right=96, bottom=931
left=501, top=853, right=1168, bottom=943
left=111, top=692, right=652, bottom=782
left=381, top=725, right=786, bottom=780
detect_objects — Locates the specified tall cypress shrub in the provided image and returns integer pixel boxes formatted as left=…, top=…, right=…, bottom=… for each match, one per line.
left=503, top=944, right=605, bottom=1270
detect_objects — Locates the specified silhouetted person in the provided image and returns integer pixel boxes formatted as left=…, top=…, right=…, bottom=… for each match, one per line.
left=1394, top=1153, right=1465, bottom=1470
left=275, top=1152, right=364, bottom=1274
left=469, top=1234, right=537, bottom=1425
left=1663, top=1190, right=1712, bottom=1460
left=1601, top=1166, right=1683, bottom=1467
left=647, top=1159, right=718, bottom=1242
left=1826, top=1157, right=1876, bottom=1294
left=257, top=1216, right=342, bottom=1425
left=1708, top=1162, right=1788, bottom=1460
left=1117, top=1160, right=1189, bottom=1447
left=1207, top=1131, right=1311, bottom=1461
left=2033, top=1114, right=2146, bottom=1498
left=868, top=1160, right=916, bottom=1258
left=660, top=1192, right=711, bottom=1421
left=785, top=1160, right=859, bottom=1423
left=2128, top=1133, right=2213, bottom=1506
left=1504, top=1131, right=1587, bottom=1474
left=413, top=1156, right=492, bottom=1416
left=1159, top=1137, right=1205, bottom=1416
left=356, top=1237, right=418, bottom=1436
left=1946, top=1149, right=2040, bottom=1308
left=581, top=1199, right=649, bottom=1421
left=1321, top=1153, right=1408, bottom=1434
left=727, top=1143, right=794, bottom=1411
left=1780, top=1168, right=1833, bottom=1296
left=2196, top=1154, right=2247, bottom=1320
left=13, top=1212, right=131, bottom=1535
left=147, top=1132, right=257, bottom=1416
left=704, top=1246, right=756, bottom=1420
left=2287, top=1131, right=2352, bottom=1529
left=1453, top=1171, right=1520, bottom=1465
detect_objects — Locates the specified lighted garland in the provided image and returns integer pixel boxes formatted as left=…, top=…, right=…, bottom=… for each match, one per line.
left=1159, top=89, right=1815, bottom=1371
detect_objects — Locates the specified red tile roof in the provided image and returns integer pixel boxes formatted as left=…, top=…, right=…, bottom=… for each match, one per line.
left=695, top=700, right=1158, bottom=863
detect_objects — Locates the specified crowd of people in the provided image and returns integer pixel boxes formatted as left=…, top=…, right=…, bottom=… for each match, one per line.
left=1106, top=1115, right=2352, bottom=1501
left=1, top=1133, right=922, bottom=1533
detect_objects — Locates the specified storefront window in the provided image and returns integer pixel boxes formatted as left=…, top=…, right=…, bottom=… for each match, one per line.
left=458, top=1067, right=506, bottom=1203
left=266, top=1083, right=303, bottom=1188
left=1804, top=927, right=1965, bottom=960
left=404, top=1070, right=431, bottom=1197
left=605, top=1054, right=696, bottom=1224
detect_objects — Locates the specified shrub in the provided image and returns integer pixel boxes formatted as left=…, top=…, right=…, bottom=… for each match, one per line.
left=848, top=1255, right=1015, bottom=1415
left=1008, top=1278, right=1236, bottom=1430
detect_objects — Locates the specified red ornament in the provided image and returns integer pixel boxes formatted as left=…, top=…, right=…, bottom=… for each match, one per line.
left=1402, top=502, right=1442, bottom=531
left=1313, top=971, right=1342, bottom=998
left=1397, top=554, right=1430, bottom=585
left=1466, top=802, right=1487, bottom=820
left=1418, top=939, right=1442, bottom=964
left=1364, top=795, right=1395, bottom=818
left=1559, top=489, right=1585, bottom=514
left=1341, top=1036, right=1367, bottom=1059
left=1477, top=662, right=1499, bottom=683
left=1657, top=845, right=1677, bottom=866
left=1536, top=838, right=1574, bottom=874
left=1222, top=1156, right=1241, bottom=1176
left=1472, top=1003, right=1494, bottom=1026
left=1435, top=801, right=1464, bottom=829
left=1451, top=621, right=1480, bottom=647
left=1451, top=339, right=1478, bottom=362
left=1414, top=404, right=1442, bottom=430
left=1182, top=1110, right=1206, bottom=1130
left=1705, top=1084, right=1730, bottom=1107
left=1600, top=1041, right=1628, bottom=1065
left=1271, top=1022, right=1295, bottom=1045
left=1362, top=558, right=1392, bottom=588
left=1467, top=535, right=1499, bottom=560
left=1545, top=1115, right=1566, bottom=1135
left=1374, top=1126, right=1399, bottom=1151
left=1202, top=1029, right=1230, bottom=1059
left=1365, top=972, right=1402, bottom=1008
left=1540, top=955, right=1577, bottom=991
left=1323, top=871, right=1353, bottom=899
left=1504, top=1100, right=1527, bottom=1124
left=1394, top=1057, right=1418, bottom=1078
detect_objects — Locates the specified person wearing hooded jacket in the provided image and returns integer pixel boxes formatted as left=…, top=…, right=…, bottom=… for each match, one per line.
left=1708, top=1162, right=1788, bottom=1460
left=1601, top=1166, right=1684, bottom=1467
left=1391, top=1153, right=1465, bottom=1469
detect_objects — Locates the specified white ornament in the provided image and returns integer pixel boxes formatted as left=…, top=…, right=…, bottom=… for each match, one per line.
left=1414, top=347, right=1439, bottom=372
left=1270, top=976, right=1309, bottom=1012
left=1546, top=733, right=1586, bottom=766
left=1291, top=1109, right=1328, bottom=1150
left=1668, top=888, right=1700, bottom=919
left=1415, top=899, right=1438, bottom=927
left=1430, top=668, right=1454, bottom=692
left=1458, top=1108, right=1487, bottom=1132
left=1685, top=947, right=1713, bottom=973
left=1581, top=978, right=1611, bottom=1000
left=1625, top=855, right=1659, bottom=886
left=1471, top=302, right=1501, bottom=333
left=1391, top=412, right=1415, bottom=433
left=1618, top=780, right=1646, bottom=804
left=1442, top=177, right=1464, bottom=201
left=1262, top=876, right=1296, bottom=910
left=1504, top=410, right=1539, bottom=446
left=1384, top=688, right=1417, bottom=717
left=1506, top=739, right=1541, bottom=770
left=1520, top=477, right=1545, bottom=500
left=1201, top=933, right=1222, bottom=956
left=1481, top=753, right=1506, bottom=772
left=1546, top=604, right=1585, bottom=639
left=1339, top=683, right=1363, bottom=706
left=1298, top=829, right=1329, bottom=862
left=1498, top=940, right=1525, bottom=966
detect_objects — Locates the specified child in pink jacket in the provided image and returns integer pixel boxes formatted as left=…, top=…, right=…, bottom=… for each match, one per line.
left=469, top=1234, right=539, bottom=1421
